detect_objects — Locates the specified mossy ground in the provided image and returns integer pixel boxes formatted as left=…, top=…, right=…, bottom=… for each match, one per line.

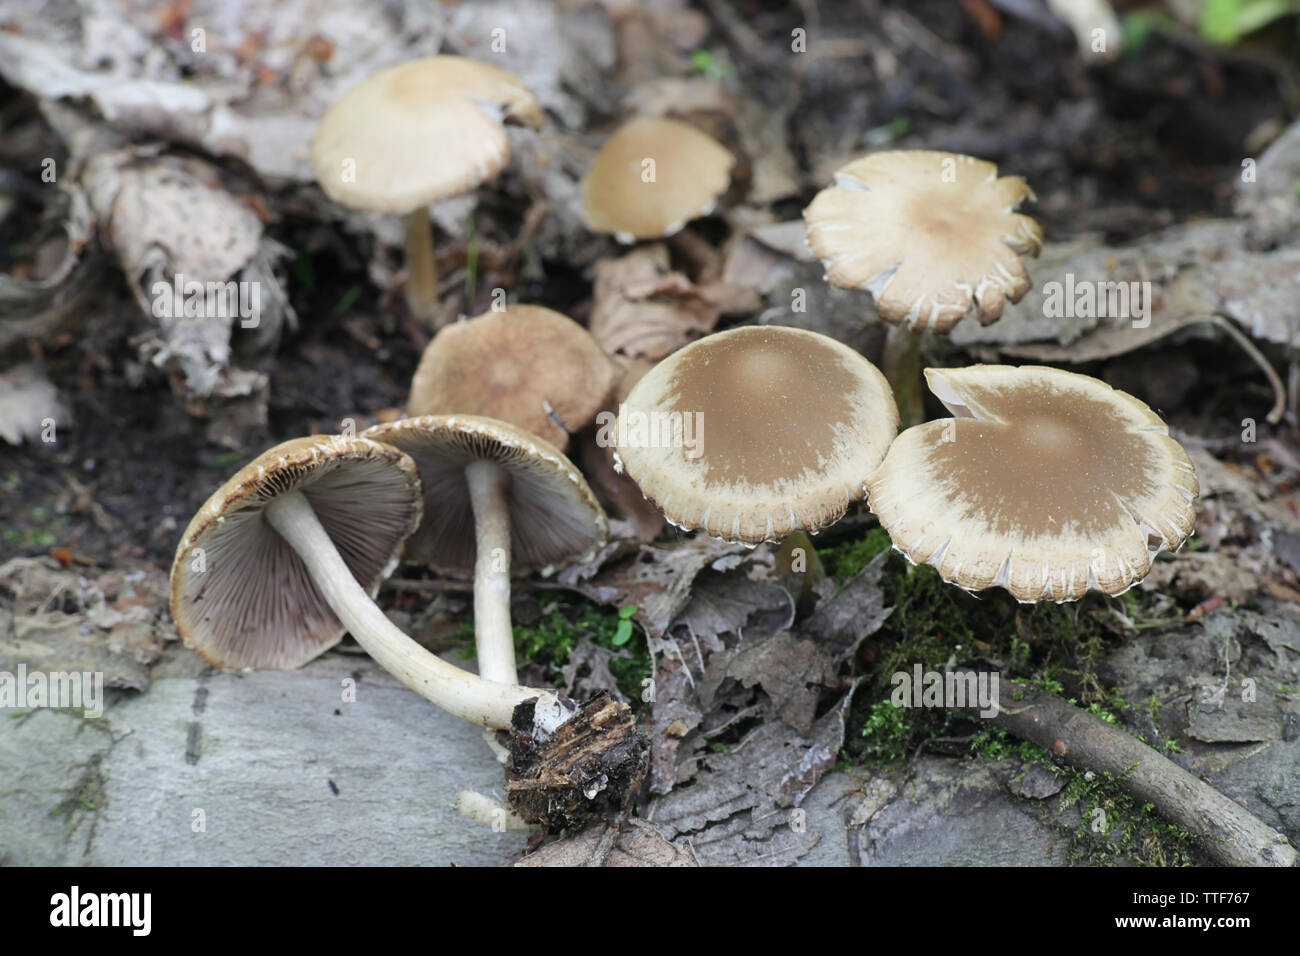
left=819, top=526, right=1200, bottom=866
left=458, top=596, right=652, bottom=703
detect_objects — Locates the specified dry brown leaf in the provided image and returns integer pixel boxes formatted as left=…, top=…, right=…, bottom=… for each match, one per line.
left=0, top=557, right=173, bottom=693
left=589, top=244, right=758, bottom=360
left=515, top=818, right=699, bottom=867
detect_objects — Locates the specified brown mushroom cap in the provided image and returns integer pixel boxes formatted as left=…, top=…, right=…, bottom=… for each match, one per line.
left=803, top=150, right=1043, bottom=333
left=363, top=415, right=608, bottom=576
left=407, top=305, right=620, bottom=451
left=582, top=116, right=734, bottom=241
left=310, top=56, right=542, bottom=214
left=615, top=325, right=899, bottom=543
left=865, top=365, right=1199, bottom=602
left=169, top=435, right=422, bottom=669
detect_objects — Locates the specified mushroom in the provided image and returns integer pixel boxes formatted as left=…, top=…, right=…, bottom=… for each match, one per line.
left=170, top=434, right=567, bottom=730
left=583, top=116, right=734, bottom=243
left=803, top=150, right=1043, bottom=423
left=864, top=365, right=1199, bottom=602
left=310, top=56, right=542, bottom=323
left=407, top=305, right=621, bottom=451
left=614, top=325, right=899, bottom=543
left=362, top=415, right=608, bottom=687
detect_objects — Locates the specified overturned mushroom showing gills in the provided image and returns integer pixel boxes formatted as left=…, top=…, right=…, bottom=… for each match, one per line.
left=865, top=365, right=1199, bottom=602
left=615, top=325, right=899, bottom=543
left=310, top=56, right=542, bottom=321
left=407, top=305, right=620, bottom=450
left=363, top=415, right=608, bottom=687
left=169, top=435, right=562, bottom=729
left=583, top=116, right=733, bottom=242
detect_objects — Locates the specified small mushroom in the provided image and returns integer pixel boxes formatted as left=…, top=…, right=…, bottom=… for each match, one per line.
left=362, top=415, right=608, bottom=687
left=865, top=365, right=1199, bottom=602
left=407, top=305, right=621, bottom=451
left=310, top=56, right=542, bottom=322
left=803, top=150, right=1043, bottom=424
left=170, top=435, right=565, bottom=729
left=583, top=116, right=734, bottom=243
left=804, top=150, right=1043, bottom=331
left=614, top=325, right=899, bottom=543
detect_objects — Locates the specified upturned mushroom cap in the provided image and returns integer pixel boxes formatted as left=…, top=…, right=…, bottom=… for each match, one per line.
left=582, top=116, right=734, bottom=241
left=170, top=435, right=422, bottom=669
left=865, top=365, right=1199, bottom=603
left=803, top=150, right=1043, bottom=333
left=363, top=415, right=608, bottom=576
left=615, top=325, right=899, bottom=543
left=310, top=56, right=542, bottom=214
left=407, top=305, right=620, bottom=451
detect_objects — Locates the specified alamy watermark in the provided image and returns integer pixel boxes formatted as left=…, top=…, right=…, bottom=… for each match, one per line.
left=890, top=664, right=999, bottom=718
left=595, top=405, right=704, bottom=459
left=50, top=886, right=150, bottom=936
left=0, top=664, right=104, bottom=718
left=151, top=273, right=261, bottom=328
left=1042, top=273, right=1151, bottom=329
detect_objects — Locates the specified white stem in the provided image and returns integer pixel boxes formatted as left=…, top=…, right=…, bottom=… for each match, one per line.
left=466, top=460, right=517, bottom=684
left=265, top=489, right=553, bottom=729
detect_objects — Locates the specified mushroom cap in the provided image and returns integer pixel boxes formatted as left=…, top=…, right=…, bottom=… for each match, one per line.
left=582, top=116, right=734, bottom=241
left=362, top=414, right=608, bottom=576
left=169, top=435, right=423, bottom=670
left=407, top=305, right=620, bottom=451
left=803, top=150, right=1043, bottom=333
left=310, top=56, right=542, bottom=214
left=616, top=325, right=899, bottom=543
left=865, top=365, right=1199, bottom=603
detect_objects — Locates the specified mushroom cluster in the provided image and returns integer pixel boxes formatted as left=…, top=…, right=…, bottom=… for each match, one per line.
left=167, top=55, right=1206, bottom=845
left=171, top=429, right=601, bottom=730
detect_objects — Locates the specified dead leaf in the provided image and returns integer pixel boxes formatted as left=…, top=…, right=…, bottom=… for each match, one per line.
left=590, top=244, right=757, bottom=360
left=0, top=557, right=173, bottom=692
left=648, top=687, right=858, bottom=865
left=559, top=635, right=633, bottom=701
left=797, top=551, right=894, bottom=666
left=515, top=818, right=699, bottom=867
left=559, top=536, right=750, bottom=639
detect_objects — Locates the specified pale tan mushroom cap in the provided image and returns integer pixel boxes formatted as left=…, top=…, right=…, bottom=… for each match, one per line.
left=170, top=435, right=423, bottom=670
left=310, top=56, right=542, bottom=214
left=582, top=116, right=734, bottom=241
left=407, top=305, right=620, bottom=451
left=616, top=325, right=899, bottom=543
left=363, top=414, right=608, bottom=576
left=803, top=150, right=1043, bottom=333
left=865, top=365, right=1199, bottom=603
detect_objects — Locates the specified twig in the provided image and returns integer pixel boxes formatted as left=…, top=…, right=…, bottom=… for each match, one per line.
left=1208, top=314, right=1286, bottom=425
left=992, top=685, right=1297, bottom=867
left=584, top=822, right=622, bottom=867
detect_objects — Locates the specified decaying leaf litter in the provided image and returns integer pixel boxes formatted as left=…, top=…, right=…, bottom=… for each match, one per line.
left=2, top=0, right=1300, bottom=866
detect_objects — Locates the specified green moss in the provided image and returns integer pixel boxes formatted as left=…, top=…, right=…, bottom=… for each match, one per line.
left=820, top=527, right=1193, bottom=776
left=820, top=526, right=893, bottom=582
left=856, top=700, right=917, bottom=765
left=970, top=727, right=1047, bottom=763
left=6, top=506, right=69, bottom=550
left=510, top=594, right=652, bottom=701
left=1058, top=766, right=1196, bottom=866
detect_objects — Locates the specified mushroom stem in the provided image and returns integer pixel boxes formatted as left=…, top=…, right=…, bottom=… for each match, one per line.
left=404, top=206, right=440, bottom=325
left=881, top=325, right=926, bottom=428
left=264, top=489, right=550, bottom=729
left=465, top=459, right=518, bottom=684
